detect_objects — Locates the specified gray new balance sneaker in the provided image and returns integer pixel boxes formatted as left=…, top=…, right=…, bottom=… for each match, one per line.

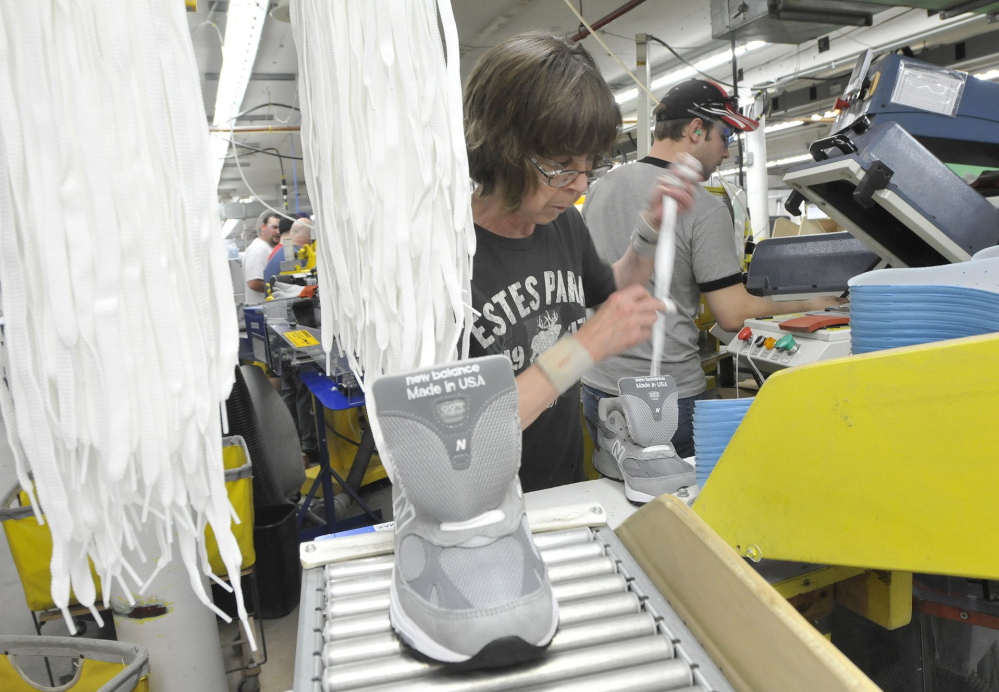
left=370, top=356, right=558, bottom=667
left=591, top=375, right=696, bottom=504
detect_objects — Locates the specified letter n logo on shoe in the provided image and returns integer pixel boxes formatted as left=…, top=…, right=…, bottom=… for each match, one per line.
left=611, top=438, right=627, bottom=464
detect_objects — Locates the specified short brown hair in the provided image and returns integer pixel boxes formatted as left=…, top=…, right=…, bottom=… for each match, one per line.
left=465, top=32, right=621, bottom=212
left=652, top=103, right=715, bottom=142
left=257, top=210, right=280, bottom=229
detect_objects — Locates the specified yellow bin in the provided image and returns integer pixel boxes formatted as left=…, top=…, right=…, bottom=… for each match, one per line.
left=0, top=636, right=149, bottom=691
left=0, top=436, right=255, bottom=614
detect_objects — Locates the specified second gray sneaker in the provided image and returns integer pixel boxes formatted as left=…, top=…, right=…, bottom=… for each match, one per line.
left=592, top=375, right=696, bottom=504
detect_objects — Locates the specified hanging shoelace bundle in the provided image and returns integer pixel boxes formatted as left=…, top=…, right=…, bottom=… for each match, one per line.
left=290, top=0, right=475, bottom=390
left=0, top=0, right=251, bottom=644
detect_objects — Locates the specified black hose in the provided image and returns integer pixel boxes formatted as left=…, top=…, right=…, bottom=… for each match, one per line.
left=225, top=367, right=292, bottom=508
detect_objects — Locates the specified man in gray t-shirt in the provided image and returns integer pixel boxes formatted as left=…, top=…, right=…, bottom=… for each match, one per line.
left=582, top=79, right=843, bottom=459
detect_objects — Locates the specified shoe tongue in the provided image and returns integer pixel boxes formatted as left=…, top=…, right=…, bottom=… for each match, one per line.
left=618, top=376, right=680, bottom=447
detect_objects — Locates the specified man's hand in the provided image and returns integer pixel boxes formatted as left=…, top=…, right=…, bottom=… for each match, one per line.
left=575, top=284, right=666, bottom=363
left=640, top=153, right=702, bottom=229
left=807, top=295, right=849, bottom=310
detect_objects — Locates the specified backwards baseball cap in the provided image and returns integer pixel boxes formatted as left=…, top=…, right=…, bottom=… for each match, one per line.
left=655, top=79, right=759, bottom=132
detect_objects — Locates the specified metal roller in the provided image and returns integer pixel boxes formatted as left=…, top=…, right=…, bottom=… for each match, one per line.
left=322, top=610, right=660, bottom=669
left=323, top=591, right=642, bottom=645
left=317, top=529, right=593, bottom=581
left=322, top=654, right=430, bottom=691
left=324, top=631, right=401, bottom=667
left=538, top=541, right=605, bottom=566
left=327, top=591, right=391, bottom=619
left=523, top=661, right=697, bottom=692
left=531, top=527, right=594, bottom=550
left=546, top=612, right=661, bottom=656
left=325, top=555, right=394, bottom=581
left=327, top=555, right=617, bottom=604
left=327, top=574, right=393, bottom=599
left=545, top=556, right=616, bottom=583
left=551, top=573, right=627, bottom=602
left=326, top=574, right=628, bottom=619
left=326, top=635, right=689, bottom=692
left=325, top=540, right=603, bottom=591
left=327, top=573, right=626, bottom=621
left=556, top=592, right=641, bottom=626
left=324, top=610, right=392, bottom=642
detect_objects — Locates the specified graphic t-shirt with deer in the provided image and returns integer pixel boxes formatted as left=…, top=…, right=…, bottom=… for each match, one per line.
left=470, top=206, right=616, bottom=492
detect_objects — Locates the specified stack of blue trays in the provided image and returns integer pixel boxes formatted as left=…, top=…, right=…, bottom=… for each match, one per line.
left=693, top=398, right=753, bottom=489
left=849, top=254, right=999, bottom=355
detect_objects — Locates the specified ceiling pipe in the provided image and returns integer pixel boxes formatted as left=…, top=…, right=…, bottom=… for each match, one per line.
left=570, top=0, right=650, bottom=42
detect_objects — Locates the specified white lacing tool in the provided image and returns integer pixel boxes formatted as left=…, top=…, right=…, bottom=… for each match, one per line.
left=650, top=156, right=703, bottom=376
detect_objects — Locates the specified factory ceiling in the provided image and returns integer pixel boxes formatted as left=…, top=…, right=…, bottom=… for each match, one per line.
left=188, top=0, right=999, bottom=210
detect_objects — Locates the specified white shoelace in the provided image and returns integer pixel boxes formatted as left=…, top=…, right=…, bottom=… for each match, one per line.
left=290, top=0, right=475, bottom=478
left=290, top=0, right=473, bottom=382
left=0, top=0, right=252, bottom=647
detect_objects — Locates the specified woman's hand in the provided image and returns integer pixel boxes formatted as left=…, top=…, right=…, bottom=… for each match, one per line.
left=640, top=153, right=703, bottom=229
left=575, top=284, right=666, bottom=363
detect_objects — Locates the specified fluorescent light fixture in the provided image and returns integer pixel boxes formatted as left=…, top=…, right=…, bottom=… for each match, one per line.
left=210, top=0, right=268, bottom=187
left=615, top=88, right=639, bottom=104
left=221, top=218, right=240, bottom=239
left=766, top=153, right=813, bottom=168
left=975, top=68, right=999, bottom=81
left=716, top=151, right=814, bottom=177
left=616, top=41, right=769, bottom=104
left=764, top=120, right=804, bottom=134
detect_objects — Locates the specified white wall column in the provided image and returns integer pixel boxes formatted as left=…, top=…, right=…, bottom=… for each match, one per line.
left=746, top=113, right=770, bottom=241
left=111, top=524, right=228, bottom=692
left=636, top=34, right=652, bottom=159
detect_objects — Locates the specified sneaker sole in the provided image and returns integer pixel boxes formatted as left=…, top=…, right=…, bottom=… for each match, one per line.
left=388, top=574, right=559, bottom=667
left=622, top=480, right=656, bottom=504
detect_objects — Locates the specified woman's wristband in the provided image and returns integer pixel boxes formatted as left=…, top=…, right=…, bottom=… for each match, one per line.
left=535, top=335, right=594, bottom=395
left=630, top=213, right=660, bottom=258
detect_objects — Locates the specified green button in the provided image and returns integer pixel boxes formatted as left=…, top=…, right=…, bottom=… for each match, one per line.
left=775, top=334, right=797, bottom=351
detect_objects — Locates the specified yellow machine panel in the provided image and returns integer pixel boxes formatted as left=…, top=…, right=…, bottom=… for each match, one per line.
left=694, top=332, right=999, bottom=580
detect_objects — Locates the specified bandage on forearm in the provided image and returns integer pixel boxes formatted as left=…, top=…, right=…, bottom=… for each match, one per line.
left=535, top=335, right=594, bottom=395
left=630, top=213, right=659, bottom=258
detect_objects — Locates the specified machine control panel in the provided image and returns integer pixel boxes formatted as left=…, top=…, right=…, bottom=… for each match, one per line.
left=727, top=313, right=851, bottom=373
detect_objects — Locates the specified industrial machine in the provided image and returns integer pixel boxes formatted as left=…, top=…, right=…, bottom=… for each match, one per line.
left=784, top=53, right=999, bottom=264
left=726, top=53, right=999, bottom=375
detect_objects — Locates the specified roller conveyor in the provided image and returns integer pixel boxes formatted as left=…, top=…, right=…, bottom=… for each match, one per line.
left=294, top=525, right=736, bottom=692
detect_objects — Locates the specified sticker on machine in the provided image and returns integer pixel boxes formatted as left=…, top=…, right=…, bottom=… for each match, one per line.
left=284, top=329, right=321, bottom=348
left=890, top=60, right=967, bottom=117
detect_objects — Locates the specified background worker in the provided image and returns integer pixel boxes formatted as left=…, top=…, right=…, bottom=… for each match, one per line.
left=242, top=210, right=281, bottom=305
left=264, top=217, right=313, bottom=282
left=582, top=79, right=845, bottom=460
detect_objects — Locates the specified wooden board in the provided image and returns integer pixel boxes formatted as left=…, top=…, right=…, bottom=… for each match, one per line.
left=616, top=495, right=880, bottom=692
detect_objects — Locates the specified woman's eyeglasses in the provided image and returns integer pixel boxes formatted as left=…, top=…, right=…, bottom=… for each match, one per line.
left=530, top=156, right=613, bottom=188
